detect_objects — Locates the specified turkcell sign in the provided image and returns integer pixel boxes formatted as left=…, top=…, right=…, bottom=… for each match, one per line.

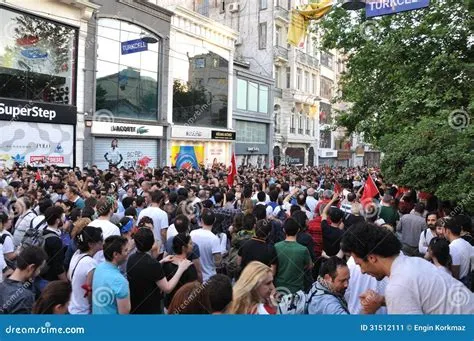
left=121, top=39, right=147, bottom=55
left=366, top=0, right=430, bottom=18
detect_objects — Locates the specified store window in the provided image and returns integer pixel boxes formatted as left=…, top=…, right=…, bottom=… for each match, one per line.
left=236, top=78, right=268, bottom=114
left=0, top=8, right=77, bottom=104
left=172, top=36, right=228, bottom=127
left=236, top=121, right=266, bottom=144
left=96, top=18, right=160, bottom=121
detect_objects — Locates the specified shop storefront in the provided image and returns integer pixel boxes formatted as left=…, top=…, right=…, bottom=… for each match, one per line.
left=285, top=147, right=305, bottom=166
left=171, top=126, right=235, bottom=169
left=235, top=120, right=270, bottom=168
left=0, top=5, right=79, bottom=167
left=90, top=121, right=163, bottom=169
left=318, top=149, right=338, bottom=166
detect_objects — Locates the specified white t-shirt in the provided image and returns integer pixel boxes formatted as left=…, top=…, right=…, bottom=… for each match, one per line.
left=385, top=254, right=474, bottom=314
left=256, top=202, right=273, bottom=217
left=418, top=228, right=436, bottom=255
left=137, top=206, right=169, bottom=244
left=190, top=228, right=221, bottom=281
left=449, top=238, right=473, bottom=279
left=166, top=224, right=177, bottom=241
left=30, top=215, right=47, bottom=231
left=345, top=257, right=387, bottom=315
left=0, top=230, right=15, bottom=254
left=0, top=244, right=6, bottom=283
left=68, top=251, right=97, bottom=314
left=88, top=219, right=120, bottom=263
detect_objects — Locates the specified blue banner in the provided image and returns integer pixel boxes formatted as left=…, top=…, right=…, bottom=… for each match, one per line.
left=120, top=39, right=147, bottom=55
left=0, top=315, right=472, bottom=341
left=366, top=0, right=430, bottom=18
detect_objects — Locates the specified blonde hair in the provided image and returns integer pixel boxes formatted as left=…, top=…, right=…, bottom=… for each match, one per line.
left=228, top=261, right=272, bottom=314
left=242, top=198, right=253, bottom=215
left=71, top=217, right=92, bottom=240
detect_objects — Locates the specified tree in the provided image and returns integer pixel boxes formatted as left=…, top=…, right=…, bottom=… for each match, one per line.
left=317, top=0, right=474, bottom=211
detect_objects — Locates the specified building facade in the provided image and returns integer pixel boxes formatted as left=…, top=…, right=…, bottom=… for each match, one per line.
left=0, top=0, right=99, bottom=168
left=82, top=0, right=171, bottom=169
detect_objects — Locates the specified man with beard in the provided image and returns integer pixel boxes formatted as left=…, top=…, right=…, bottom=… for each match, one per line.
left=306, top=256, right=350, bottom=314
left=342, top=222, right=474, bottom=314
left=419, top=212, right=439, bottom=257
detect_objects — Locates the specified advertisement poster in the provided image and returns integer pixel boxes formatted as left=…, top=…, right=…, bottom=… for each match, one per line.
left=171, top=145, right=204, bottom=170
left=0, top=121, right=73, bottom=168
left=94, top=138, right=158, bottom=170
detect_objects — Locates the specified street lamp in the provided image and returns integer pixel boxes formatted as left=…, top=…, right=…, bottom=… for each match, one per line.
left=341, top=0, right=366, bottom=10
left=140, top=32, right=158, bottom=44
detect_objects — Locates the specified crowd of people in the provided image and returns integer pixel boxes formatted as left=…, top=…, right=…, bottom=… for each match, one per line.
left=0, top=163, right=472, bottom=315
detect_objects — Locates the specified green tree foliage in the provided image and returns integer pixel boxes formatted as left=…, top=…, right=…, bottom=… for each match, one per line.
left=317, top=0, right=473, bottom=210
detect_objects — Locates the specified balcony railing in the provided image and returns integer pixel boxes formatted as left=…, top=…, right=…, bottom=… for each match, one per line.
left=296, top=50, right=319, bottom=68
left=275, top=5, right=289, bottom=21
left=298, top=128, right=303, bottom=134
left=274, top=45, right=289, bottom=61
left=290, top=127, right=296, bottom=133
left=306, top=129, right=310, bottom=135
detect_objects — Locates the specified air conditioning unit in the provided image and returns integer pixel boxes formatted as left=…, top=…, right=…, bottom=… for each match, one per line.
left=228, top=2, right=239, bottom=13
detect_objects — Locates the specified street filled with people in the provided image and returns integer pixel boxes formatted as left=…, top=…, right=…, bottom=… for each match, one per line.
left=0, top=164, right=472, bottom=315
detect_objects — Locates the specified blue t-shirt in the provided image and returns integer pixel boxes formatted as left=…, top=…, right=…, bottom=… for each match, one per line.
left=92, top=262, right=129, bottom=314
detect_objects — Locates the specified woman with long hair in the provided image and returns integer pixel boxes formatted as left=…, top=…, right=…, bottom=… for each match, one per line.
left=167, top=281, right=211, bottom=314
left=32, top=280, right=72, bottom=314
left=428, top=237, right=452, bottom=275
left=228, top=261, right=276, bottom=315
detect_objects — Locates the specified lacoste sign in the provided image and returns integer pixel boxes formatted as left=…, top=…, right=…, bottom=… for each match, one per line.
left=91, top=121, right=163, bottom=137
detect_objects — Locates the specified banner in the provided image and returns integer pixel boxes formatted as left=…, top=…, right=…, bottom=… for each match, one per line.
left=0, top=121, right=73, bottom=168
left=171, top=145, right=204, bottom=170
left=94, top=138, right=158, bottom=169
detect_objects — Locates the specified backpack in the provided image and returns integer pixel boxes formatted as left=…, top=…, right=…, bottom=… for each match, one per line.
left=222, top=230, right=253, bottom=279
left=277, top=288, right=319, bottom=315
left=19, top=222, right=58, bottom=250
left=275, top=205, right=287, bottom=222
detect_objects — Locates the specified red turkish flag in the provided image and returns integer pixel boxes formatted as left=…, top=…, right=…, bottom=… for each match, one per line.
left=361, top=175, right=380, bottom=202
left=35, top=169, right=41, bottom=181
left=334, top=181, right=342, bottom=194
left=227, top=153, right=237, bottom=187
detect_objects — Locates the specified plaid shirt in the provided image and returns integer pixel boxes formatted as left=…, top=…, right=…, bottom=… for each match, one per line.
left=212, top=207, right=241, bottom=233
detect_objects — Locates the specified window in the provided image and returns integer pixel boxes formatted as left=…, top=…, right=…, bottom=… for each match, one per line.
left=319, top=102, right=332, bottom=125
left=275, top=26, right=281, bottom=46
left=304, top=71, right=309, bottom=92
left=320, top=130, right=331, bottom=148
left=298, top=115, right=303, bottom=134
left=258, top=22, right=267, bottom=49
left=196, top=0, right=209, bottom=17
left=306, top=116, right=310, bottom=134
left=260, top=0, right=268, bottom=10
left=286, top=67, right=291, bottom=88
left=236, top=78, right=268, bottom=113
left=275, top=66, right=281, bottom=88
left=237, top=79, right=247, bottom=110
left=320, top=76, right=333, bottom=99
left=312, top=74, right=317, bottom=94
left=274, top=112, right=279, bottom=133
left=259, top=85, right=268, bottom=113
left=321, top=51, right=334, bottom=69
left=296, top=68, right=302, bottom=90
left=236, top=121, right=267, bottom=143
left=290, top=114, right=295, bottom=133
left=313, top=118, right=316, bottom=136
left=0, top=7, right=77, bottom=104
left=96, top=19, right=162, bottom=120
left=248, top=82, right=258, bottom=111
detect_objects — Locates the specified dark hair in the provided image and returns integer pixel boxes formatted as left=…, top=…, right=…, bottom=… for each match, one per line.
left=253, top=205, right=267, bottom=220
left=96, top=197, right=114, bottom=216
left=172, top=233, right=191, bottom=254
left=444, top=217, right=462, bottom=236
left=341, top=222, right=402, bottom=259
left=255, top=219, right=272, bottom=239
left=69, top=208, right=82, bottom=223
left=414, top=202, right=425, bottom=214
left=225, top=191, right=235, bottom=203
left=136, top=196, right=145, bottom=207
left=242, top=213, right=256, bottom=231
left=292, top=210, right=307, bottom=231
left=151, top=190, right=164, bottom=204
left=174, top=214, right=190, bottom=234
left=38, top=199, right=53, bottom=215
left=319, top=256, right=347, bottom=279
left=122, top=197, right=135, bottom=210
left=44, top=206, right=64, bottom=226
left=425, top=211, right=439, bottom=223
left=124, top=207, right=137, bottom=219
left=168, top=281, right=211, bottom=314
left=84, top=197, right=97, bottom=209
left=232, top=213, right=244, bottom=233
left=257, top=191, right=266, bottom=202
left=0, top=212, right=9, bottom=225
left=76, top=226, right=103, bottom=252
left=283, top=218, right=300, bottom=236
left=32, top=280, right=72, bottom=314
left=81, top=206, right=95, bottom=220
left=347, top=193, right=356, bottom=203
left=329, top=207, right=344, bottom=224
left=281, top=183, right=290, bottom=192
left=269, top=190, right=279, bottom=202
left=206, top=274, right=232, bottom=313
left=454, top=215, right=472, bottom=233
left=201, top=208, right=215, bottom=226
left=214, top=192, right=223, bottom=204
left=290, top=205, right=301, bottom=216
left=16, top=246, right=48, bottom=270
left=296, top=193, right=306, bottom=206
left=103, top=235, right=128, bottom=261
left=138, top=216, right=153, bottom=228
left=133, top=228, right=154, bottom=252
left=428, top=237, right=452, bottom=268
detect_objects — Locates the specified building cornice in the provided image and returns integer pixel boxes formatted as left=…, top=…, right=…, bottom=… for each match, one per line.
left=58, top=0, right=101, bottom=20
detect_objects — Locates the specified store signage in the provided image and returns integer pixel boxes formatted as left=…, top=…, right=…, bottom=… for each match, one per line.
left=121, top=39, right=148, bottom=55
left=0, top=98, right=76, bottom=125
left=366, top=0, right=430, bottom=18
left=0, top=121, right=74, bottom=168
left=337, top=150, right=351, bottom=160
left=91, top=121, right=163, bottom=137
left=355, top=146, right=365, bottom=157
left=285, top=148, right=305, bottom=165
left=247, top=147, right=260, bottom=152
left=172, top=126, right=211, bottom=139
left=211, top=130, right=236, bottom=140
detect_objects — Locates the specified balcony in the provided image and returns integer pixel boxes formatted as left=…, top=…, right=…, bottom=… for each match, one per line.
left=298, top=128, right=303, bottom=134
left=306, top=129, right=310, bottom=135
left=274, top=45, right=289, bottom=62
left=296, top=50, right=319, bottom=69
left=275, top=5, right=289, bottom=24
left=290, top=127, right=296, bottom=133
